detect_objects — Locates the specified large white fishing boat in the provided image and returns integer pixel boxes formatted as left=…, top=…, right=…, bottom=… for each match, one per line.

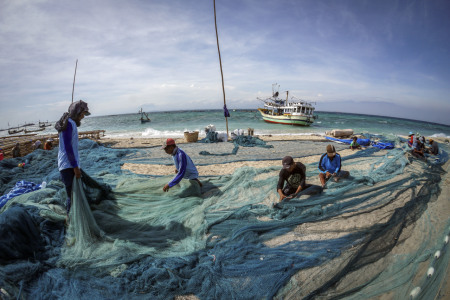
left=257, top=84, right=316, bottom=126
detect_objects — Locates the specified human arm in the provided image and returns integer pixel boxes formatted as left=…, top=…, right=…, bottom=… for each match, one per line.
left=167, top=150, right=187, bottom=188
left=333, top=154, right=342, bottom=175
left=318, top=154, right=328, bottom=174
left=277, top=170, right=287, bottom=201
left=62, top=121, right=79, bottom=169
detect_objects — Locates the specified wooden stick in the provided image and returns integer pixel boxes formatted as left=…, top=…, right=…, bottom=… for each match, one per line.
left=213, top=0, right=229, bottom=139
left=72, top=59, right=78, bottom=103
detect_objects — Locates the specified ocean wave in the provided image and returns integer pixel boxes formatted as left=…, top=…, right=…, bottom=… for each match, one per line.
left=430, top=133, right=450, bottom=139
left=141, top=127, right=204, bottom=138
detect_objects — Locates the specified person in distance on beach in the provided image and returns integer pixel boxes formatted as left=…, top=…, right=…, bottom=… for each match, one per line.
left=349, top=136, right=362, bottom=150
left=162, top=138, right=202, bottom=192
left=44, top=138, right=54, bottom=150
left=411, top=140, right=426, bottom=161
left=318, top=144, right=350, bottom=188
left=12, top=143, right=21, bottom=158
left=408, top=131, right=416, bottom=147
left=426, top=139, right=439, bottom=155
left=55, top=100, right=91, bottom=220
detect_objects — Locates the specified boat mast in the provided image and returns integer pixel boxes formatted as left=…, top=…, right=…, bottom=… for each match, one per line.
left=286, top=91, right=289, bottom=106
left=214, top=0, right=229, bottom=140
left=72, top=59, right=78, bottom=103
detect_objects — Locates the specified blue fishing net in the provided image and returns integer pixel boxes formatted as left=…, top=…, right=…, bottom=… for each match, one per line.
left=0, top=138, right=449, bottom=299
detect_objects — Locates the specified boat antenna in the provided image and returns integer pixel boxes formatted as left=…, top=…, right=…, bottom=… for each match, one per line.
left=71, top=59, right=78, bottom=103
left=213, top=0, right=230, bottom=139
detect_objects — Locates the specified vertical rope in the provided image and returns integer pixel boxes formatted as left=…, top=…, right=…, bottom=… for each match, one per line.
left=213, top=0, right=229, bottom=139
left=72, top=59, right=78, bottom=103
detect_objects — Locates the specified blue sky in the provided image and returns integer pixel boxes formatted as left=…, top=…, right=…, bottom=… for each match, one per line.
left=1, top=0, right=449, bottom=128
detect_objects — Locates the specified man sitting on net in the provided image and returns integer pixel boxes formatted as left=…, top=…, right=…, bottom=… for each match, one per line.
left=318, top=144, right=350, bottom=188
left=277, top=156, right=307, bottom=203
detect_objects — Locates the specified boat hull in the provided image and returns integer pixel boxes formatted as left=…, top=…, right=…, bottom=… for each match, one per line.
left=258, top=109, right=314, bottom=126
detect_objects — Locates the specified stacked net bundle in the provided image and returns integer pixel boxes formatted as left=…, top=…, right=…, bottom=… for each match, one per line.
left=0, top=138, right=449, bottom=299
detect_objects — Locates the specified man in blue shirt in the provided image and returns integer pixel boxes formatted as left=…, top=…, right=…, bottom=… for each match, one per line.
left=318, top=144, right=350, bottom=188
left=162, top=138, right=202, bottom=192
left=55, top=100, right=91, bottom=215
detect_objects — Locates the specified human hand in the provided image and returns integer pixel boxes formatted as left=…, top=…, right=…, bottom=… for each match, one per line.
left=163, top=184, right=170, bottom=192
left=74, top=167, right=81, bottom=179
left=175, top=169, right=178, bottom=174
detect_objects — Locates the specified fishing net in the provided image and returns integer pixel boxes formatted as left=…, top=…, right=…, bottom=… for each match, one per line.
left=0, top=138, right=449, bottom=299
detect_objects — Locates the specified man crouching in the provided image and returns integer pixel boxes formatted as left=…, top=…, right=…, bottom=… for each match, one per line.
left=162, top=138, right=202, bottom=192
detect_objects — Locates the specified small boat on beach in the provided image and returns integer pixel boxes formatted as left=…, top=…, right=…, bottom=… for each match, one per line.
left=138, top=108, right=151, bottom=123
left=8, top=128, right=24, bottom=135
left=257, top=84, right=316, bottom=126
left=24, top=127, right=45, bottom=134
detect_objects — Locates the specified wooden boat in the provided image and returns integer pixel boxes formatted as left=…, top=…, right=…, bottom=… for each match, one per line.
left=24, top=127, right=45, bottom=134
left=39, top=121, right=52, bottom=128
left=8, top=128, right=24, bottom=135
left=257, top=84, right=316, bottom=126
left=139, top=108, right=151, bottom=123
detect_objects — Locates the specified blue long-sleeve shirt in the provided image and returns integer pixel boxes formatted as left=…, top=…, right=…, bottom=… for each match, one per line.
left=318, top=153, right=342, bottom=174
left=58, top=118, right=80, bottom=171
left=168, top=147, right=199, bottom=187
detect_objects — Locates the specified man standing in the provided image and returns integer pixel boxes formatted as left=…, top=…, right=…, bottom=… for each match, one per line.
left=318, top=144, right=350, bottom=188
left=55, top=100, right=90, bottom=215
left=162, top=138, right=202, bottom=192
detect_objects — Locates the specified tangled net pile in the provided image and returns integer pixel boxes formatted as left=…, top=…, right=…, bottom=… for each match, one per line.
left=0, top=138, right=449, bottom=299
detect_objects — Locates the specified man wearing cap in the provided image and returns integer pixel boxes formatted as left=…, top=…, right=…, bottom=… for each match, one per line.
left=162, top=138, right=202, bottom=192
left=318, top=144, right=350, bottom=188
left=55, top=100, right=91, bottom=217
left=277, top=156, right=307, bottom=202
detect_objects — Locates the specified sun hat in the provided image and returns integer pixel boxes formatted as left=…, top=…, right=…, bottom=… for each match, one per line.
left=161, top=138, right=176, bottom=149
left=326, top=144, right=336, bottom=154
left=282, top=156, right=294, bottom=169
left=408, top=131, right=414, bottom=136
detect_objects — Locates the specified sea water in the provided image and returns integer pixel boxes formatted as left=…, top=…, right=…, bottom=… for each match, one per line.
left=3, top=110, right=450, bottom=139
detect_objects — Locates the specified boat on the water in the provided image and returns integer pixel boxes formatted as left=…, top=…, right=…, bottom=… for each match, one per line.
left=24, top=127, right=45, bottom=134
left=139, top=108, right=151, bottom=123
left=257, top=84, right=316, bottom=126
left=8, top=128, right=24, bottom=135
left=39, top=121, right=52, bottom=128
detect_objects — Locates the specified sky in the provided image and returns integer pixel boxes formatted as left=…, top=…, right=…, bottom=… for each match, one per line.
left=1, top=0, right=450, bottom=129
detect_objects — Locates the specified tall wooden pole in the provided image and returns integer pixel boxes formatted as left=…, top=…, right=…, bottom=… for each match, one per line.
left=72, top=59, right=78, bottom=103
left=213, top=0, right=229, bottom=139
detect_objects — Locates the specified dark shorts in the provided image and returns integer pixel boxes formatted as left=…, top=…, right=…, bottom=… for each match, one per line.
left=282, top=183, right=321, bottom=197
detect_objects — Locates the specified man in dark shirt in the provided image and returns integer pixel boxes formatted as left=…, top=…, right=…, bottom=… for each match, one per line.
left=427, top=139, right=439, bottom=155
left=277, top=156, right=307, bottom=202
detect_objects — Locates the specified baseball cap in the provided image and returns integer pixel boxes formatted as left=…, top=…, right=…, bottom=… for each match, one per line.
left=161, top=138, right=176, bottom=149
left=326, top=144, right=336, bottom=154
left=282, top=156, right=294, bottom=169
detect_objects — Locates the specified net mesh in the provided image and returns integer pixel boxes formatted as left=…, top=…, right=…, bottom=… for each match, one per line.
left=0, top=138, right=449, bottom=299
